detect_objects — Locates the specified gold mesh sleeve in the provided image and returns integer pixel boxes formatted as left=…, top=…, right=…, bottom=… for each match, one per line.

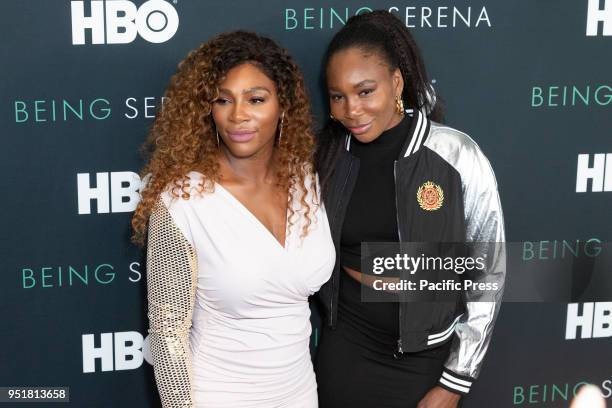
left=146, top=198, right=198, bottom=408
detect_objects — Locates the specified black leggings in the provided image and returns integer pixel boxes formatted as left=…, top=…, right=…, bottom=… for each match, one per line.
left=314, top=271, right=455, bottom=408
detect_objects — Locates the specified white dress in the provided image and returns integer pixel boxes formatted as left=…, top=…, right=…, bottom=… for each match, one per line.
left=146, top=170, right=335, bottom=408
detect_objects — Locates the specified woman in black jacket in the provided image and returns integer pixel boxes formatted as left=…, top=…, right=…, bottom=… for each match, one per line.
left=314, top=10, right=505, bottom=408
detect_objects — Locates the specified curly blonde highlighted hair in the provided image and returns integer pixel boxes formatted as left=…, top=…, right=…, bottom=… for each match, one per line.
left=131, top=31, right=317, bottom=246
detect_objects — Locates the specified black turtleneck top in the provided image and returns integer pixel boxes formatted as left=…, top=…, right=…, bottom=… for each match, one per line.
left=340, top=115, right=412, bottom=271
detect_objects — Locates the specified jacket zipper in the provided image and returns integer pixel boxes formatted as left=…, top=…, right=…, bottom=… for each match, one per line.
left=394, top=160, right=404, bottom=356
left=330, top=157, right=354, bottom=326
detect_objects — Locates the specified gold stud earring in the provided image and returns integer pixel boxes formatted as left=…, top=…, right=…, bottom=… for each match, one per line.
left=395, top=96, right=405, bottom=115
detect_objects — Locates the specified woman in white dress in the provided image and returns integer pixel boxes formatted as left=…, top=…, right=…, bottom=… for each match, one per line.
left=131, top=31, right=335, bottom=408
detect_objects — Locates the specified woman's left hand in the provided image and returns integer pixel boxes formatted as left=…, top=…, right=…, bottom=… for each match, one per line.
left=416, top=386, right=461, bottom=408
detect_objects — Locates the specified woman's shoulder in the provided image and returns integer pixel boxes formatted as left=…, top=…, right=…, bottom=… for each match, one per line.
left=159, top=170, right=210, bottom=199
left=424, top=121, right=498, bottom=186
left=425, top=121, right=482, bottom=155
left=424, top=121, right=491, bottom=169
left=149, top=171, right=212, bottom=245
left=289, top=166, right=322, bottom=210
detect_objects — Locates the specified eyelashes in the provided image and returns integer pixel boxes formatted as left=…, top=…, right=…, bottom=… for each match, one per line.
left=329, top=88, right=376, bottom=102
left=213, top=97, right=267, bottom=105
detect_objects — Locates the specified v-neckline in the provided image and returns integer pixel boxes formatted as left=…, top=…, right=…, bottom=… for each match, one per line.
left=214, top=182, right=290, bottom=250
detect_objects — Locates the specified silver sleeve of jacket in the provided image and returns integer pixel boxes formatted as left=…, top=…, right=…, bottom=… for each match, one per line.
left=424, top=124, right=506, bottom=395
left=146, top=197, right=198, bottom=407
left=442, top=133, right=506, bottom=394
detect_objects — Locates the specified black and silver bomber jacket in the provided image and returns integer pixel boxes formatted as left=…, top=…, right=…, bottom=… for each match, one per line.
left=316, top=109, right=506, bottom=395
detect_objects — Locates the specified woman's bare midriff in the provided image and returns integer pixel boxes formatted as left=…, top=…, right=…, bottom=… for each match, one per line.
left=342, top=265, right=400, bottom=293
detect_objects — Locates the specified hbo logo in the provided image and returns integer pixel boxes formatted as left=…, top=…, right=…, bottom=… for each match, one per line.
left=77, top=171, right=144, bottom=214
left=82, top=332, right=152, bottom=373
left=71, top=0, right=179, bottom=45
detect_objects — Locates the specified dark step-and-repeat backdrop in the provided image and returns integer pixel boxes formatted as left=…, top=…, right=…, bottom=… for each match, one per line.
left=1, top=1, right=610, bottom=407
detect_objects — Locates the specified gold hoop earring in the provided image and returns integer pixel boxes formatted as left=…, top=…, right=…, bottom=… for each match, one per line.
left=278, top=112, right=285, bottom=146
left=216, top=130, right=220, bottom=147
left=395, top=96, right=405, bottom=115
